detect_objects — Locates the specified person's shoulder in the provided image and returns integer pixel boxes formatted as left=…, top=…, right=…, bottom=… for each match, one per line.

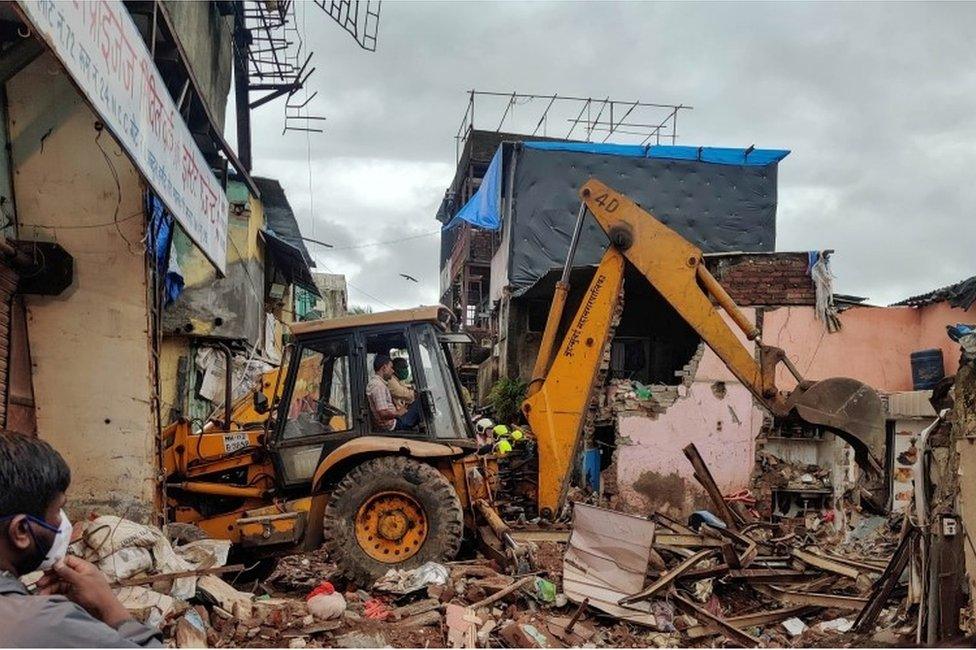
left=0, top=592, right=95, bottom=643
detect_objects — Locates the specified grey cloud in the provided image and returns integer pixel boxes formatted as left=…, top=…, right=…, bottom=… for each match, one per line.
left=243, top=1, right=976, bottom=308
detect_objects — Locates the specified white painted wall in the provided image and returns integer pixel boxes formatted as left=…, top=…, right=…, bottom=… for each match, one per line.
left=7, top=54, right=157, bottom=522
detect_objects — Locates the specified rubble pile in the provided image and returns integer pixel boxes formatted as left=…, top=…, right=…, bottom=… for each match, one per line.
left=135, top=510, right=909, bottom=648
left=592, top=344, right=705, bottom=421
left=76, top=449, right=916, bottom=648
left=753, top=451, right=832, bottom=492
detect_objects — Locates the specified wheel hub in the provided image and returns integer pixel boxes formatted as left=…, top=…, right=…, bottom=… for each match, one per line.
left=377, top=510, right=408, bottom=541
left=355, top=491, right=427, bottom=563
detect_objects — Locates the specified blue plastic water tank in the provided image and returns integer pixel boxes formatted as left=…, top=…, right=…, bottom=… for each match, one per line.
left=910, top=348, right=945, bottom=390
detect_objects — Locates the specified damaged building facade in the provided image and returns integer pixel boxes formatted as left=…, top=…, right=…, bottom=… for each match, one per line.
left=439, top=118, right=974, bottom=531
left=0, top=1, right=343, bottom=524
left=160, top=174, right=320, bottom=427
left=0, top=1, right=245, bottom=521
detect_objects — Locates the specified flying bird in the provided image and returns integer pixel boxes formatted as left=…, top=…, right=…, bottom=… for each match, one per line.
left=399, top=273, right=419, bottom=283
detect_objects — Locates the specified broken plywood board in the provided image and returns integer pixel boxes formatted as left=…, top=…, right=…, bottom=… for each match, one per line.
left=562, top=502, right=658, bottom=626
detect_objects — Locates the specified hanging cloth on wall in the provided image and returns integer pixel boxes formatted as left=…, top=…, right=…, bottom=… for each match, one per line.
left=808, top=251, right=841, bottom=332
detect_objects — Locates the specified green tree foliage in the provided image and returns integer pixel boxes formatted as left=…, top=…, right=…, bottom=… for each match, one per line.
left=487, top=377, right=527, bottom=424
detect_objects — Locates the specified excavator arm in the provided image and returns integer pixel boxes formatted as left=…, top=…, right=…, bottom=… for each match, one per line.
left=524, top=179, right=888, bottom=518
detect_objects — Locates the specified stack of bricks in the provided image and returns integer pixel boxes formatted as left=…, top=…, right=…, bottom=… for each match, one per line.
left=708, top=252, right=816, bottom=306
left=593, top=343, right=706, bottom=421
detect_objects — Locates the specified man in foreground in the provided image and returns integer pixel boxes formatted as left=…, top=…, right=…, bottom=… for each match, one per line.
left=0, top=431, right=162, bottom=647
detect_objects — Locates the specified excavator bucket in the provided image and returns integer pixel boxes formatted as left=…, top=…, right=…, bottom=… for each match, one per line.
left=786, top=377, right=889, bottom=510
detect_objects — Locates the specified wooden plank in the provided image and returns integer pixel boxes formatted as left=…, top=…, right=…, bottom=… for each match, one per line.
left=853, top=527, right=918, bottom=632
left=655, top=533, right=725, bottom=548
left=792, top=547, right=861, bottom=579
left=683, top=443, right=741, bottom=530
left=673, top=593, right=759, bottom=647
left=652, top=512, right=697, bottom=535
left=726, top=569, right=823, bottom=584
left=619, top=549, right=715, bottom=605
left=820, top=550, right=888, bottom=573
left=719, top=527, right=759, bottom=568
left=678, top=563, right=733, bottom=581
left=112, top=563, right=245, bottom=588
left=510, top=530, right=571, bottom=543
left=792, top=574, right=840, bottom=593
left=759, top=585, right=869, bottom=611
left=685, top=605, right=819, bottom=639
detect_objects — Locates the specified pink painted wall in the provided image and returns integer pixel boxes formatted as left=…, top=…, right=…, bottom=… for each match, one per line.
left=613, top=300, right=976, bottom=513
left=763, top=302, right=974, bottom=392
left=616, top=376, right=761, bottom=514
left=917, top=301, right=970, bottom=379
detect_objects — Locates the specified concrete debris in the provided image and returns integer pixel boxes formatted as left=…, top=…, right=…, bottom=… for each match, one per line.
left=815, top=617, right=854, bottom=633
left=174, top=609, right=208, bottom=648
left=109, top=442, right=919, bottom=649
left=781, top=616, right=807, bottom=637
left=374, top=560, right=450, bottom=595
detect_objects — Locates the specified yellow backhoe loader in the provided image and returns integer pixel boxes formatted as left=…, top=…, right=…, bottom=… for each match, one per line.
left=161, top=178, right=886, bottom=583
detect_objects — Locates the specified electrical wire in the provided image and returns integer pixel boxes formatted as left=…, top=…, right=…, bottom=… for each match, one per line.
left=24, top=210, right=144, bottom=231
left=227, top=234, right=263, bottom=303
left=94, top=128, right=140, bottom=255
left=302, top=0, right=315, bottom=243
left=328, top=229, right=440, bottom=251
left=316, top=260, right=396, bottom=309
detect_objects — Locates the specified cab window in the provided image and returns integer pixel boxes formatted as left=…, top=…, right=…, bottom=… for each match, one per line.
left=281, top=338, right=353, bottom=440
left=415, top=326, right=468, bottom=440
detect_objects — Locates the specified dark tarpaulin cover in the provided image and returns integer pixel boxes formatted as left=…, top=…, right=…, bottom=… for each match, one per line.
left=509, top=147, right=782, bottom=292
left=261, top=230, right=320, bottom=296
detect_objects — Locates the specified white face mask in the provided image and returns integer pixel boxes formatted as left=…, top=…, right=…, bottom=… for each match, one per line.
left=37, top=509, right=71, bottom=571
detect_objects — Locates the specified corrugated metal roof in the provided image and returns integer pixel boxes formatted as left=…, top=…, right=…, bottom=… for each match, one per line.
left=887, top=391, right=937, bottom=419
left=891, top=275, right=976, bottom=310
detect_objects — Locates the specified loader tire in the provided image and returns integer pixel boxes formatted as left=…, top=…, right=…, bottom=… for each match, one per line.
left=322, top=456, right=463, bottom=586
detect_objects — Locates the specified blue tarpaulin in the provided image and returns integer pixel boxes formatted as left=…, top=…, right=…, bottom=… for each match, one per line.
left=523, top=141, right=791, bottom=167
left=146, top=191, right=184, bottom=307
left=444, top=141, right=790, bottom=233
left=444, top=146, right=503, bottom=231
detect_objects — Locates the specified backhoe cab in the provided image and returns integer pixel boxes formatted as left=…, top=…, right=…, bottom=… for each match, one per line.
left=162, top=306, right=519, bottom=584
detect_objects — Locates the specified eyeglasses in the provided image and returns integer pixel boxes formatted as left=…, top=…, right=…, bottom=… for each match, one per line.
left=0, top=514, right=61, bottom=534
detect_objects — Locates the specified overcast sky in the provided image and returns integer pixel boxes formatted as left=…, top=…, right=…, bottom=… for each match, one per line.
left=239, top=1, right=976, bottom=310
